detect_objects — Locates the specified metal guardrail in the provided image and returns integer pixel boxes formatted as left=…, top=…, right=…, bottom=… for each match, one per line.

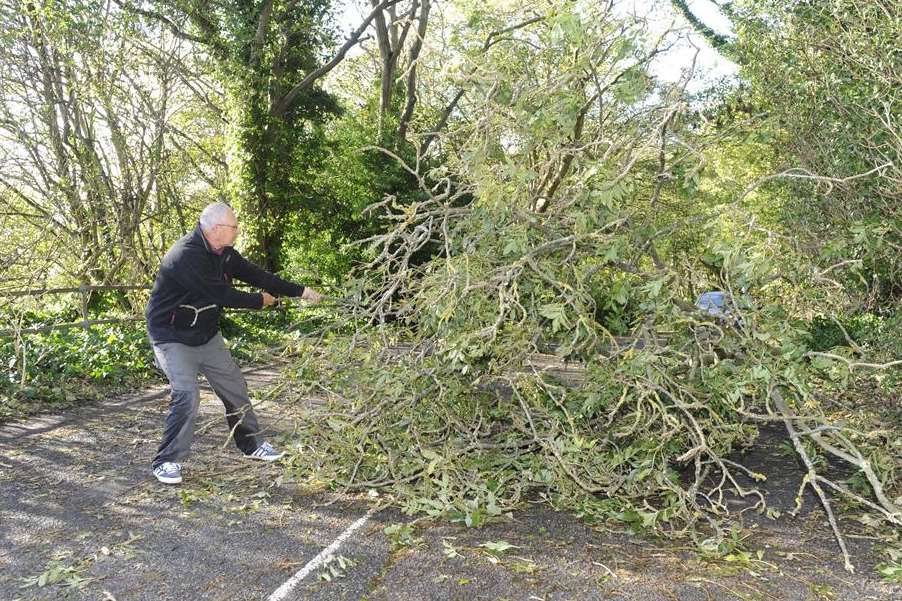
left=0, top=283, right=151, bottom=338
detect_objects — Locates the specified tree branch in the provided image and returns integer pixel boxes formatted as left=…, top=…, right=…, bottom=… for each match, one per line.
left=670, top=0, right=731, bottom=51
left=112, top=0, right=207, bottom=45
left=249, top=0, right=275, bottom=67
left=271, top=0, right=404, bottom=117
left=420, top=16, right=545, bottom=155
left=397, top=0, right=430, bottom=141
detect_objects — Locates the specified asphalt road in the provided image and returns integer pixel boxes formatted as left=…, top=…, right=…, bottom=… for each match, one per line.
left=1, top=365, right=898, bottom=601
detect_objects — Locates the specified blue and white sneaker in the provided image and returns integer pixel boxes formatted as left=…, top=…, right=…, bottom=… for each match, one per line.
left=246, top=441, right=284, bottom=462
left=153, top=462, right=182, bottom=484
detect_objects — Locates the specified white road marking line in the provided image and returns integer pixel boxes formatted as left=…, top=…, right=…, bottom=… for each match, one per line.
left=266, top=507, right=378, bottom=601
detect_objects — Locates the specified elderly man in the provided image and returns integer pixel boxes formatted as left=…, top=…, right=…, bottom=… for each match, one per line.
left=145, top=203, right=321, bottom=484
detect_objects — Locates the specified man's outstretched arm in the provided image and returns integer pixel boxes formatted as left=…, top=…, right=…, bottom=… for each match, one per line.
left=231, top=249, right=322, bottom=304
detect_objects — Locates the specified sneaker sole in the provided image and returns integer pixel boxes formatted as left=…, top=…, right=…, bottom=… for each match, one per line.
left=154, top=473, right=182, bottom=484
left=245, top=453, right=285, bottom=462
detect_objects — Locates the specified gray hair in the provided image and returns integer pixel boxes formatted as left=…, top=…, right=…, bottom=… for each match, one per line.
left=199, top=202, right=235, bottom=231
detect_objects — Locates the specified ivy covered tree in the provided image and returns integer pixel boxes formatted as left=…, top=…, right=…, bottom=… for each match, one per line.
left=119, top=0, right=348, bottom=270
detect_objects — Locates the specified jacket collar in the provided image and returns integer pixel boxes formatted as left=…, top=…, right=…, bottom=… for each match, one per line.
left=192, top=223, right=231, bottom=256
left=191, top=224, right=210, bottom=251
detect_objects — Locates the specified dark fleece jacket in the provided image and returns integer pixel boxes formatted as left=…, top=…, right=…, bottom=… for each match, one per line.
left=145, top=225, right=304, bottom=346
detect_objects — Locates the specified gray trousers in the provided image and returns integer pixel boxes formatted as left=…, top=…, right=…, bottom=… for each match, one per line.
left=151, top=333, right=260, bottom=467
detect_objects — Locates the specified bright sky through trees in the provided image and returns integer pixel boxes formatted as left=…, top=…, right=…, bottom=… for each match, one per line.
left=332, top=0, right=738, bottom=91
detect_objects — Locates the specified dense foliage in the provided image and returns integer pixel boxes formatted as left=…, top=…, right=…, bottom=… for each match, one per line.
left=276, top=0, right=902, bottom=573
left=733, top=0, right=902, bottom=302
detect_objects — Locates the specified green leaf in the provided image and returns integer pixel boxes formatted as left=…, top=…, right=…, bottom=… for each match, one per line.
left=539, top=303, right=570, bottom=333
left=877, top=562, right=902, bottom=582
left=502, top=236, right=523, bottom=257
left=479, top=540, right=518, bottom=554
left=421, top=448, right=442, bottom=461
left=643, top=277, right=668, bottom=299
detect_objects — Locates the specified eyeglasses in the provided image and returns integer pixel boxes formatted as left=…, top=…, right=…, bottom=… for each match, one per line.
left=217, top=223, right=239, bottom=230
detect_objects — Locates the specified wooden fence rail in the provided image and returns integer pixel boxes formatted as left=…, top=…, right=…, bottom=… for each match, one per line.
left=0, top=317, right=147, bottom=338
left=0, top=284, right=151, bottom=299
left=0, top=284, right=151, bottom=339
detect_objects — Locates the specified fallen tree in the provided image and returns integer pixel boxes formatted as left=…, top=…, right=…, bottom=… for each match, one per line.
left=280, top=0, right=901, bottom=572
